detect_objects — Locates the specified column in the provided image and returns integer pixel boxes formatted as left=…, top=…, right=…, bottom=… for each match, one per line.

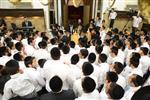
left=92, top=0, right=96, bottom=19
left=57, top=0, right=62, bottom=26
left=54, top=0, right=58, bottom=24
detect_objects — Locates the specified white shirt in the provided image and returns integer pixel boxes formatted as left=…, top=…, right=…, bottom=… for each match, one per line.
left=43, top=60, right=73, bottom=92
left=75, top=90, right=100, bottom=100
left=2, top=73, right=35, bottom=100
left=18, top=61, right=26, bottom=71
left=24, top=44, right=35, bottom=56
left=118, top=49, right=125, bottom=61
left=0, top=56, right=11, bottom=66
left=109, top=11, right=117, bottom=19
left=140, top=55, right=150, bottom=74
left=117, top=74, right=126, bottom=89
left=102, top=45, right=110, bottom=57
left=124, top=86, right=141, bottom=100
left=69, top=64, right=82, bottom=80
left=33, top=48, right=50, bottom=60
left=100, top=30, right=106, bottom=44
left=24, top=68, right=45, bottom=92
left=35, top=36, right=42, bottom=49
left=132, top=16, right=142, bottom=28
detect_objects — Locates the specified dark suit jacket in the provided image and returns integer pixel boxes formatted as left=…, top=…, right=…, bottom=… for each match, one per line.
left=22, top=21, right=33, bottom=32
left=40, top=90, right=75, bottom=100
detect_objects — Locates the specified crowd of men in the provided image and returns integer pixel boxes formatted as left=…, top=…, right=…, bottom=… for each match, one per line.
left=0, top=15, right=150, bottom=100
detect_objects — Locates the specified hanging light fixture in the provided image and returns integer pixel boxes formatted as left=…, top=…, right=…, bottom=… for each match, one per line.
left=73, top=0, right=83, bottom=8
left=9, top=0, right=21, bottom=5
left=39, top=0, right=50, bottom=6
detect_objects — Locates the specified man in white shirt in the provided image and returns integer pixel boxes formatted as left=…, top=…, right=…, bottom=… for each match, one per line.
left=132, top=15, right=142, bottom=33
left=43, top=47, right=73, bottom=92
left=24, top=56, right=46, bottom=94
left=2, top=60, right=36, bottom=100
left=75, top=77, right=100, bottom=100
left=109, top=8, right=117, bottom=28
left=33, top=41, right=50, bottom=60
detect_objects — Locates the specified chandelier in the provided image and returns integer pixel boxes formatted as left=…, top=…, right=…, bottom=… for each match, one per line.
left=9, top=0, right=21, bottom=5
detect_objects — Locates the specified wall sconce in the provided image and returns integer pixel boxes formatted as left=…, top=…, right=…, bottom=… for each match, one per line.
left=73, top=0, right=83, bottom=8
left=9, top=0, right=21, bottom=5
left=39, top=0, right=50, bottom=6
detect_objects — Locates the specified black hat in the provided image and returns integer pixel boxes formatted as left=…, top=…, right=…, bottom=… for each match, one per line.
left=131, top=86, right=150, bottom=100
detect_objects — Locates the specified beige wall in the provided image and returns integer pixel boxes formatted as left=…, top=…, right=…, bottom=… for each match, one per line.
left=3, top=16, right=46, bottom=32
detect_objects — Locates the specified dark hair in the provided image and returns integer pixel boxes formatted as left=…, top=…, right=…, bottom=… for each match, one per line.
left=27, top=37, right=34, bottom=45
left=80, top=49, right=89, bottom=58
left=24, top=56, right=35, bottom=67
left=38, top=59, right=47, bottom=68
left=38, top=41, right=47, bottom=49
left=107, top=82, right=125, bottom=99
left=58, top=42, right=64, bottom=50
left=50, top=38, right=57, bottom=45
left=131, top=74, right=143, bottom=87
left=106, top=71, right=118, bottom=83
left=140, top=47, right=149, bottom=55
left=95, top=45, right=103, bottom=54
left=50, top=47, right=61, bottom=60
left=15, top=42, right=24, bottom=51
left=82, top=62, right=94, bottom=76
left=49, top=76, right=63, bottom=93
left=5, top=59, right=19, bottom=75
left=13, top=52, right=23, bottom=61
left=99, top=53, right=107, bottom=63
left=71, top=54, right=79, bottom=64
left=130, top=57, right=139, bottom=68
left=62, top=45, right=70, bottom=54
left=6, top=42, right=14, bottom=50
left=111, top=46, right=118, bottom=56
left=82, top=77, right=96, bottom=93
left=69, top=41, right=75, bottom=48
left=88, top=53, right=96, bottom=63
left=113, top=62, right=124, bottom=74
left=115, top=40, right=123, bottom=49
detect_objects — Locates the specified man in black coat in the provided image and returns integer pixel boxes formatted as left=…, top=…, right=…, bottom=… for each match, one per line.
left=22, top=17, right=33, bottom=33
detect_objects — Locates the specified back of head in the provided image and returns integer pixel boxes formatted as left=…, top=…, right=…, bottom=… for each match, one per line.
left=71, top=54, right=79, bottom=65
left=13, top=52, right=23, bottom=61
left=38, top=59, right=47, bottom=68
left=82, top=62, right=94, bottom=76
left=15, top=42, right=23, bottom=51
left=50, top=47, right=61, bottom=60
left=5, top=59, right=19, bottom=75
left=69, top=41, right=75, bottom=48
left=38, top=41, right=47, bottom=49
left=62, top=45, right=70, bottom=54
left=106, top=71, right=118, bottom=83
left=140, top=47, right=149, bottom=55
left=82, top=77, right=96, bottom=93
left=95, top=45, right=103, bottom=54
left=111, top=46, right=118, bottom=56
left=129, top=57, right=139, bottom=68
left=24, top=56, right=34, bottom=68
left=129, top=74, right=143, bottom=87
left=113, top=62, right=124, bottom=74
left=49, top=76, right=63, bottom=93
left=50, top=38, right=57, bottom=45
left=99, top=53, right=107, bottom=63
left=80, top=49, right=89, bottom=58
left=107, top=82, right=125, bottom=99
left=88, top=53, right=96, bottom=63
